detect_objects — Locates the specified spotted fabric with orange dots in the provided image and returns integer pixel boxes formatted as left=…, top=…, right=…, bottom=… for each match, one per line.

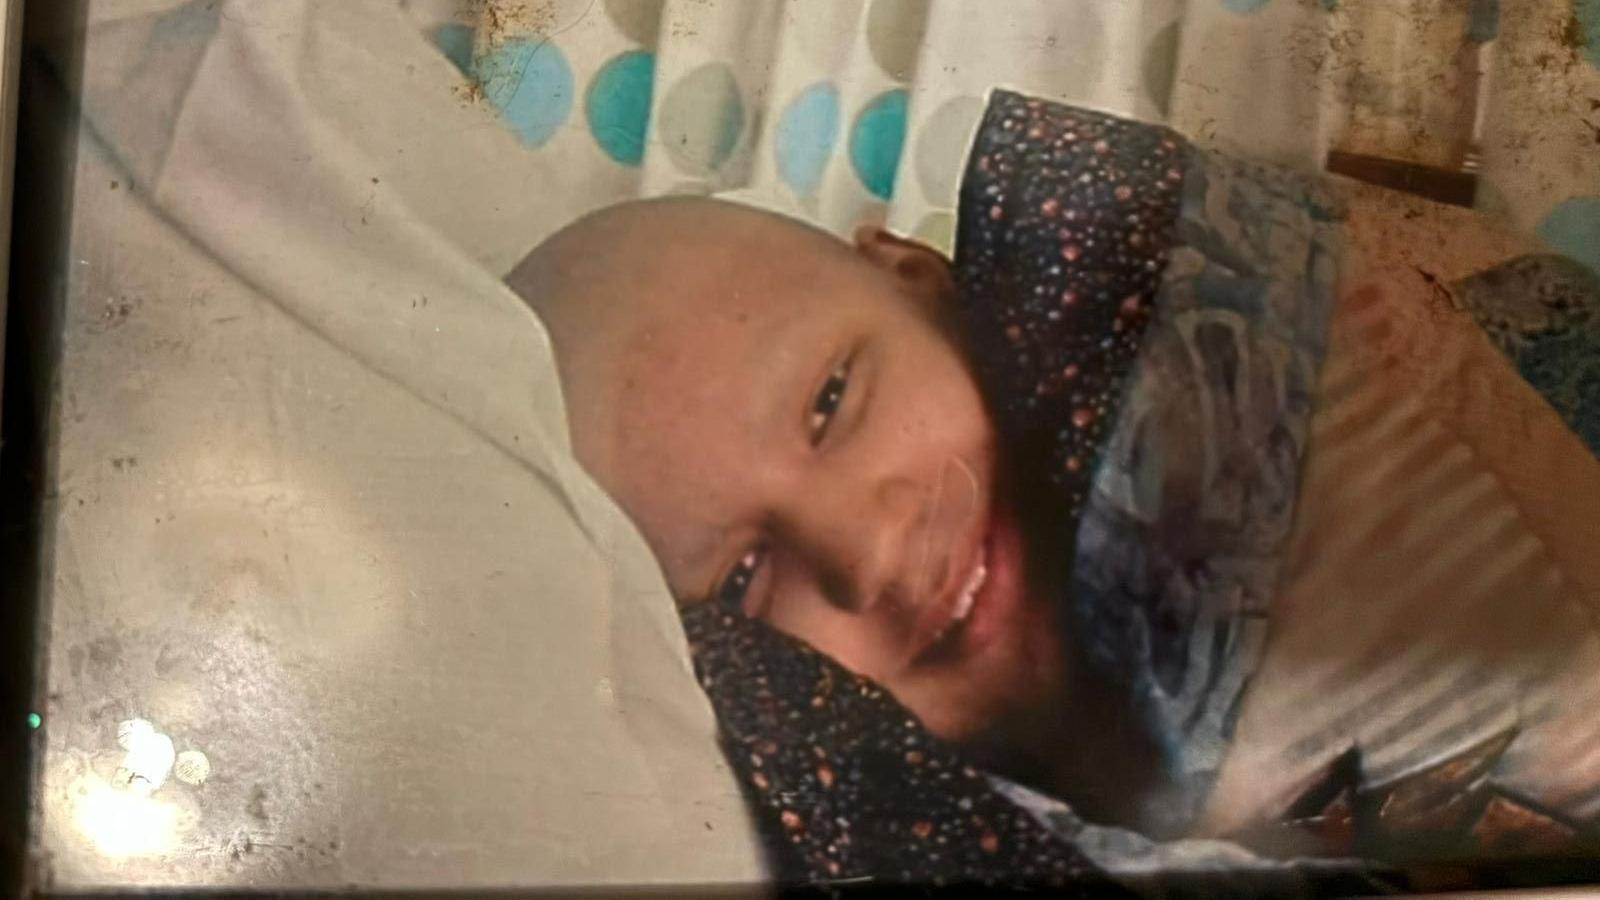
left=952, top=89, right=1183, bottom=508
left=681, top=605, right=1131, bottom=892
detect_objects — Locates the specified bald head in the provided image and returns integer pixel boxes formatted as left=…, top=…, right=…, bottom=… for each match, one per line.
left=511, top=198, right=853, bottom=366
left=507, top=198, right=898, bottom=465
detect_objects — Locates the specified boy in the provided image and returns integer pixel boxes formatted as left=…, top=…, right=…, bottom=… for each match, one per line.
left=511, top=195, right=1113, bottom=786
left=510, top=91, right=1600, bottom=874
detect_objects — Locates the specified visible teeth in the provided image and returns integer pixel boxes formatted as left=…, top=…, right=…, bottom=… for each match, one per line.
left=953, top=564, right=987, bottom=621
left=926, top=561, right=989, bottom=651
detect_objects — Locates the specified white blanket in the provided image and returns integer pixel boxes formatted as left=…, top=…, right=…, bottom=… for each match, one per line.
left=34, top=0, right=763, bottom=888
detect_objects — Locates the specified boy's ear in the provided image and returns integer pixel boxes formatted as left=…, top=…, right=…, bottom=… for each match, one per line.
left=852, top=224, right=956, bottom=307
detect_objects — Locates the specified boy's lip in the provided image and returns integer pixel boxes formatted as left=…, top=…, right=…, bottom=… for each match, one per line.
left=959, top=508, right=1024, bottom=658
left=908, top=505, right=1021, bottom=668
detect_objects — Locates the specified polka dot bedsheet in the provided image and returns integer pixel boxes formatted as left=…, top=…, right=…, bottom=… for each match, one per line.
left=419, top=0, right=1600, bottom=279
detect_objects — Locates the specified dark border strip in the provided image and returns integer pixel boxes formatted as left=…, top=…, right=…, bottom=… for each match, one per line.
left=3, top=0, right=87, bottom=895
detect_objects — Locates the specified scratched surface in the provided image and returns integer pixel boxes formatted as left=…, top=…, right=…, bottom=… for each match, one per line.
left=25, top=1, right=766, bottom=890
left=19, top=0, right=1600, bottom=893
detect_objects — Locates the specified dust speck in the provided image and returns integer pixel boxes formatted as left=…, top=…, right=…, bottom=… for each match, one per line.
left=175, top=750, right=212, bottom=785
left=88, top=636, right=123, bottom=667
left=247, top=784, right=270, bottom=822
left=100, top=295, right=138, bottom=327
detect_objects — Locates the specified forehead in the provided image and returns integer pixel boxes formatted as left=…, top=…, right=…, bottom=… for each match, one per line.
left=605, top=238, right=889, bottom=391
left=569, top=247, right=895, bottom=585
left=602, top=270, right=838, bottom=484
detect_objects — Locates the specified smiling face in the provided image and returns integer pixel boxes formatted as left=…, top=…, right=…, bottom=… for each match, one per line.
left=512, top=199, right=1066, bottom=741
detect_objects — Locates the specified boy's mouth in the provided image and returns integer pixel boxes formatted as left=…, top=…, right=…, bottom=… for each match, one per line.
left=909, top=507, right=1024, bottom=669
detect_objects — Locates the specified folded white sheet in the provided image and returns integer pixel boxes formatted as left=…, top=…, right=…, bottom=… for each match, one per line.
left=34, top=0, right=764, bottom=888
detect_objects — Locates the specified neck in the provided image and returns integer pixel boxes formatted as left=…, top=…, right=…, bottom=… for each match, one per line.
left=974, top=635, right=1164, bottom=830
left=972, top=454, right=1166, bottom=829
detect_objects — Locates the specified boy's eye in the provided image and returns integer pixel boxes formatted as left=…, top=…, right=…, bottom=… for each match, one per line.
left=716, top=547, right=765, bottom=613
left=808, top=360, right=852, bottom=442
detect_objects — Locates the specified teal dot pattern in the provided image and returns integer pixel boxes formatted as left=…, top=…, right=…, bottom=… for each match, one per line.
left=849, top=88, right=909, bottom=200
left=478, top=39, right=575, bottom=148
left=1466, top=0, right=1499, bottom=43
left=1539, top=197, right=1600, bottom=276
left=586, top=50, right=656, bottom=166
left=1578, top=0, right=1600, bottom=69
left=775, top=83, right=841, bottom=195
left=431, top=23, right=475, bottom=74
left=657, top=62, right=746, bottom=176
left=443, top=16, right=1448, bottom=214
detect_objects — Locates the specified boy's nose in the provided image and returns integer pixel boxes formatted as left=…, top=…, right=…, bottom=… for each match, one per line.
left=781, top=475, right=927, bottom=616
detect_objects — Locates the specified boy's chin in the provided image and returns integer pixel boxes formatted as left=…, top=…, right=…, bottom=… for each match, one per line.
left=938, top=631, right=1066, bottom=748
left=937, top=680, right=1062, bottom=770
